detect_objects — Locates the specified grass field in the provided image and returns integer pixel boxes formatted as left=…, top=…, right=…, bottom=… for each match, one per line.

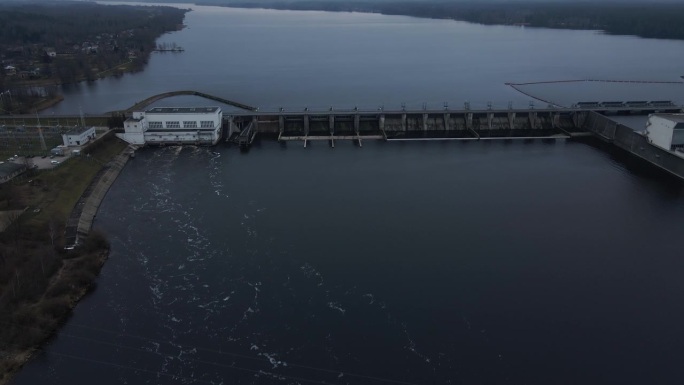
left=19, top=136, right=127, bottom=228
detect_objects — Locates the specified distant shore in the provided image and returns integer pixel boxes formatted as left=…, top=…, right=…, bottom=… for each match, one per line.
left=206, top=1, right=684, bottom=41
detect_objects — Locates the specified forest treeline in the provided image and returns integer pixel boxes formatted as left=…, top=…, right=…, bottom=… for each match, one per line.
left=0, top=2, right=186, bottom=47
left=0, top=1, right=187, bottom=113
left=207, top=1, right=684, bottom=40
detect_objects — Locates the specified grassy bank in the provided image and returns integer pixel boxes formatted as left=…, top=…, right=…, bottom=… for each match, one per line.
left=24, top=135, right=127, bottom=225
left=0, top=135, right=127, bottom=384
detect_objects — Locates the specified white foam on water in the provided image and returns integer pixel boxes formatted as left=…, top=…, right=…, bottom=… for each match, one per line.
left=402, top=323, right=433, bottom=365
left=198, top=300, right=218, bottom=309
left=300, top=263, right=324, bottom=287
left=259, top=352, right=288, bottom=369
left=255, top=370, right=288, bottom=382
left=327, top=302, right=346, bottom=315
left=149, top=282, right=163, bottom=302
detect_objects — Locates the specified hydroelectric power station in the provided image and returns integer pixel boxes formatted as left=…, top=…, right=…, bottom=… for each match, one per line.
left=1, top=91, right=683, bottom=180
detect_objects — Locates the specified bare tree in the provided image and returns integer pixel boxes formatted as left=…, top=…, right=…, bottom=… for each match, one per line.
left=48, top=220, right=56, bottom=248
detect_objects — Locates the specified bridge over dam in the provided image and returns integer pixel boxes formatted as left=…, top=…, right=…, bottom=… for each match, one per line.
left=123, top=90, right=258, bottom=113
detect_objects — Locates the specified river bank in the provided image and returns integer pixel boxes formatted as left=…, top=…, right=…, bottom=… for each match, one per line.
left=0, top=136, right=129, bottom=385
left=0, top=242, right=110, bottom=385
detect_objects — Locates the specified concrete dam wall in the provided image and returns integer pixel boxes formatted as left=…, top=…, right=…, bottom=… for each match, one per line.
left=582, top=111, right=684, bottom=180
left=229, top=110, right=582, bottom=140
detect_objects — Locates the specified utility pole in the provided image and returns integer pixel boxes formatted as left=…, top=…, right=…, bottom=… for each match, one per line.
left=36, top=110, right=47, bottom=151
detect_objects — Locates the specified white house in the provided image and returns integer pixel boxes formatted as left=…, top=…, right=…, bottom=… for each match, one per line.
left=645, top=114, right=684, bottom=154
left=62, top=126, right=96, bottom=147
left=119, top=107, right=223, bottom=146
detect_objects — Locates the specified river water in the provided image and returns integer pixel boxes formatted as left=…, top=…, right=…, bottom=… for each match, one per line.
left=13, top=3, right=684, bottom=385
left=44, top=2, right=684, bottom=114
left=13, top=139, right=684, bottom=385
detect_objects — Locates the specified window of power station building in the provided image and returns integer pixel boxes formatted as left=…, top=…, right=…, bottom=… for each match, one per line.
left=166, top=121, right=181, bottom=128
left=148, top=121, right=163, bottom=129
left=183, top=121, right=198, bottom=128
left=200, top=121, right=214, bottom=128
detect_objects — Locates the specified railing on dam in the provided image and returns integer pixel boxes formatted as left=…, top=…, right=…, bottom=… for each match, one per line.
left=226, top=104, right=683, bottom=117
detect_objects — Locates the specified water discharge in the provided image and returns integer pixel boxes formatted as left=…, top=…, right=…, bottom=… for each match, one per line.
left=13, top=140, right=684, bottom=385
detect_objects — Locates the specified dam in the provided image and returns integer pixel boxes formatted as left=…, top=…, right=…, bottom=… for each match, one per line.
left=1, top=95, right=682, bottom=180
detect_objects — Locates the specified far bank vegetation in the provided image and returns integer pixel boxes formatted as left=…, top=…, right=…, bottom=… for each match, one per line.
left=215, top=0, right=684, bottom=40
left=0, top=1, right=187, bottom=114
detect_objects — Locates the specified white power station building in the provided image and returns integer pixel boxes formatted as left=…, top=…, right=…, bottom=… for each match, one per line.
left=645, top=114, right=684, bottom=156
left=119, top=107, right=223, bottom=146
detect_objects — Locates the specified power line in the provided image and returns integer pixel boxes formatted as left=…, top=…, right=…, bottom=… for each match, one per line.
left=0, top=319, right=422, bottom=385
left=1, top=333, right=336, bottom=385
left=52, top=331, right=337, bottom=385
left=57, top=320, right=422, bottom=385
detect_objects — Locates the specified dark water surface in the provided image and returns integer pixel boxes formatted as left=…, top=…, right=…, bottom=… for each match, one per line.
left=13, top=139, right=684, bottom=384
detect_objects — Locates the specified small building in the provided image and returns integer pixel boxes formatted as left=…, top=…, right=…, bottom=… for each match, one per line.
left=44, top=47, right=57, bottom=58
left=62, top=126, right=96, bottom=147
left=0, top=162, right=27, bottom=184
left=645, top=114, right=684, bottom=153
left=118, top=107, right=223, bottom=146
left=122, top=115, right=145, bottom=145
left=4, top=65, right=16, bottom=76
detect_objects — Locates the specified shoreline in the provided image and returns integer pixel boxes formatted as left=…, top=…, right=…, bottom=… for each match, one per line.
left=0, top=249, right=110, bottom=385
left=209, top=1, right=684, bottom=41
left=0, top=138, right=131, bottom=385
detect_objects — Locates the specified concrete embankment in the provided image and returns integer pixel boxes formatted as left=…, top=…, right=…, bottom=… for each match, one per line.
left=76, top=147, right=133, bottom=237
left=64, top=142, right=134, bottom=247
